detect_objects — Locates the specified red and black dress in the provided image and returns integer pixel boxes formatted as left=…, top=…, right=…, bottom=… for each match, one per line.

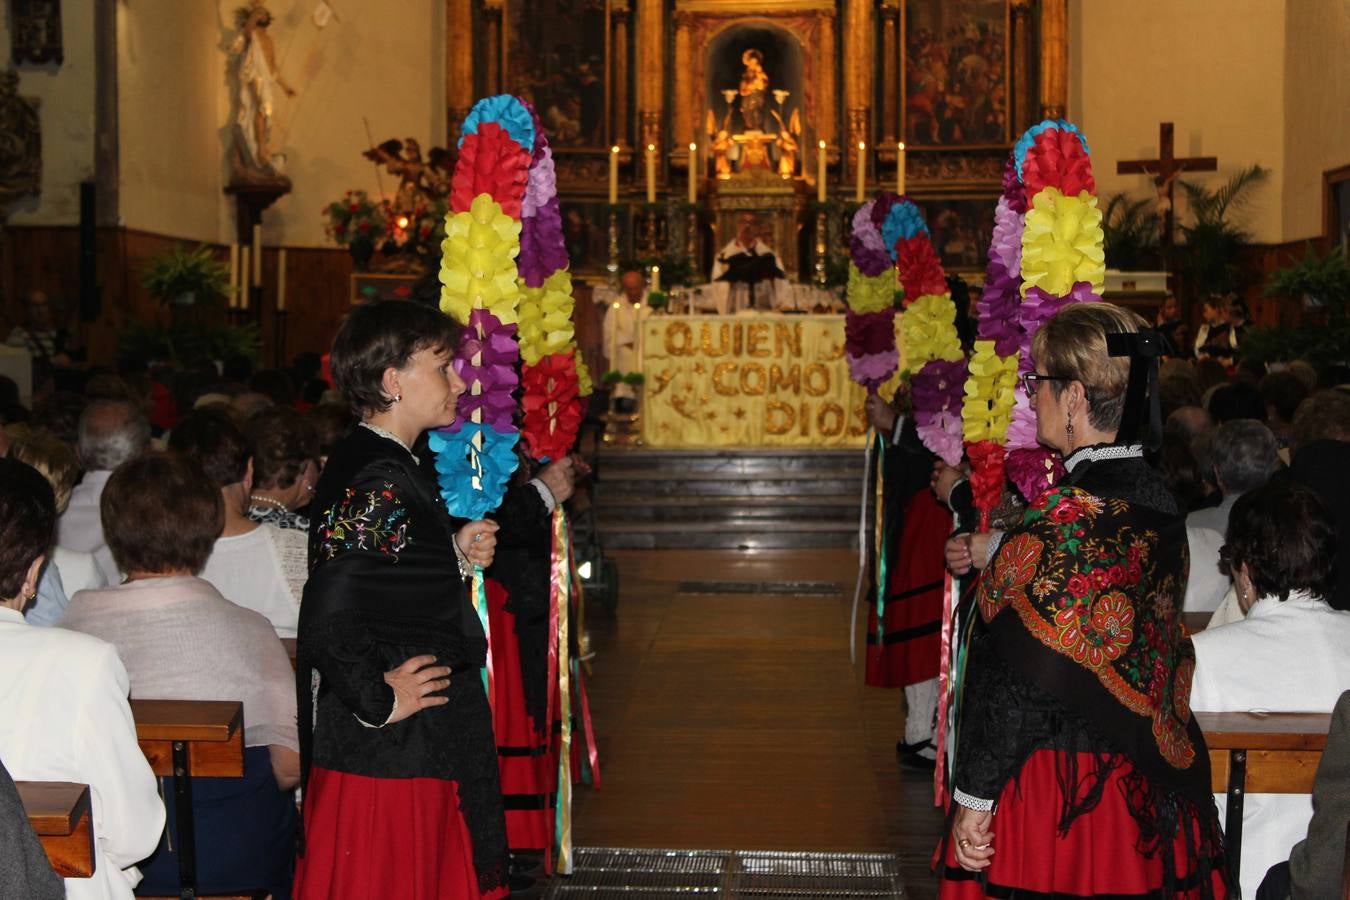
left=939, top=447, right=1229, bottom=899
left=293, top=425, right=509, bottom=900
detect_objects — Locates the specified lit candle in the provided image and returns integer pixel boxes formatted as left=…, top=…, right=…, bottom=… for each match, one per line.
left=688, top=143, right=698, bottom=205
left=276, top=248, right=287, bottom=312
left=228, top=244, right=239, bottom=309
left=651, top=265, right=660, bottom=294
left=855, top=141, right=866, bottom=203
left=896, top=142, right=906, bottom=196
left=239, top=247, right=251, bottom=310
left=645, top=143, right=656, bottom=204
left=251, top=224, right=262, bottom=287
left=608, top=145, right=619, bottom=205
left=817, top=140, right=827, bottom=204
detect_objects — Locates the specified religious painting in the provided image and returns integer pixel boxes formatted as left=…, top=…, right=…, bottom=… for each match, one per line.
left=704, top=24, right=804, bottom=178
left=914, top=197, right=997, bottom=272
left=902, top=0, right=1010, bottom=148
left=8, top=0, right=63, bottom=66
left=506, top=0, right=610, bottom=148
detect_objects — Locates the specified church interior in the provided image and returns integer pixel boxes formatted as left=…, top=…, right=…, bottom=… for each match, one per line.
left=1, top=1, right=1349, bottom=898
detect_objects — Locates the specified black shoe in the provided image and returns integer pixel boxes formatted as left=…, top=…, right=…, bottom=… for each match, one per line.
left=896, top=739, right=937, bottom=771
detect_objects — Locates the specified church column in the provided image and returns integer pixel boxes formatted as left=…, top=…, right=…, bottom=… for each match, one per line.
left=1039, top=0, right=1068, bottom=119
left=880, top=0, right=900, bottom=144
left=1010, top=0, right=1033, bottom=133
left=842, top=0, right=873, bottom=151
left=634, top=0, right=665, bottom=153
left=445, top=0, right=474, bottom=145
left=612, top=3, right=631, bottom=147
left=482, top=0, right=503, bottom=94
left=672, top=13, right=692, bottom=152
left=818, top=10, right=837, bottom=149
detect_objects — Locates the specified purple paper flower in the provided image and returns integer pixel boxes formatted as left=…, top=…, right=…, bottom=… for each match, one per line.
left=1005, top=388, right=1038, bottom=449
left=521, top=146, right=557, bottom=219
left=518, top=196, right=568, bottom=287
left=871, top=193, right=897, bottom=229
left=910, top=358, right=967, bottom=425
left=918, top=414, right=964, bottom=467
left=451, top=310, right=521, bottom=433
left=1007, top=445, right=1064, bottom=503
left=1000, top=156, right=1026, bottom=213
left=849, top=203, right=893, bottom=277
left=975, top=279, right=1021, bottom=357
left=1017, top=281, right=1100, bottom=365
left=846, top=348, right=899, bottom=389
left=989, top=197, right=1023, bottom=277
left=844, top=307, right=897, bottom=357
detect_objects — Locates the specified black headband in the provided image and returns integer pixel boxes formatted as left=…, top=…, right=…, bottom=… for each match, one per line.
left=1106, top=329, right=1163, bottom=451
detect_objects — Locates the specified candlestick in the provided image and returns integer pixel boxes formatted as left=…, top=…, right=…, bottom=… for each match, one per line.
left=817, top=140, right=827, bottom=204
left=239, top=247, right=251, bottom=310
left=606, top=208, right=620, bottom=287
left=855, top=141, right=866, bottom=203
left=608, top=145, right=619, bottom=205
left=607, top=301, right=619, bottom=371
left=228, top=244, right=239, bottom=309
left=645, top=143, right=656, bottom=204
left=276, top=248, right=287, bottom=312
left=251, top=224, right=262, bottom=287
left=650, top=265, right=660, bottom=294
left=896, top=142, right=906, bottom=196
left=687, top=143, right=697, bottom=205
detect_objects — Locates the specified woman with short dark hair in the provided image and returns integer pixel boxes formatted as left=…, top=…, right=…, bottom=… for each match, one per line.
left=294, top=301, right=509, bottom=900
left=245, top=406, right=320, bottom=530
left=1190, top=481, right=1350, bottom=894
left=60, top=450, right=300, bottom=898
left=0, top=457, right=164, bottom=900
left=939, top=303, right=1227, bottom=897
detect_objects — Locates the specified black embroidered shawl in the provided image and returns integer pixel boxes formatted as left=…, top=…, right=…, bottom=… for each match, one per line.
left=296, top=426, right=508, bottom=895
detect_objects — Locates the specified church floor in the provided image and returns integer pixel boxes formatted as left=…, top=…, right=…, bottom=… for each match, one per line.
left=569, top=549, right=944, bottom=899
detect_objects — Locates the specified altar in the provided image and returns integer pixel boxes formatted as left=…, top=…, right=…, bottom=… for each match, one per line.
left=638, top=314, right=900, bottom=449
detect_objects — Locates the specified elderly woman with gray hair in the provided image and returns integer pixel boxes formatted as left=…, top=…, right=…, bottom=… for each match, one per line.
left=1183, top=419, right=1279, bottom=614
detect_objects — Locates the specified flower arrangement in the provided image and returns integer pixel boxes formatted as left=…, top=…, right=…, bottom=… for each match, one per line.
left=323, top=190, right=390, bottom=260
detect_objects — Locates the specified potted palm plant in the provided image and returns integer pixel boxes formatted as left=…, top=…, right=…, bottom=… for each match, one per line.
left=142, top=244, right=233, bottom=308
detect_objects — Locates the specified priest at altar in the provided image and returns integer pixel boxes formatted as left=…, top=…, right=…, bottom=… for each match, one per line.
left=709, top=212, right=792, bottom=314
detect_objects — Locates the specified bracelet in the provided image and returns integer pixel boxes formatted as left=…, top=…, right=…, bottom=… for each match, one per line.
left=451, top=538, right=474, bottom=580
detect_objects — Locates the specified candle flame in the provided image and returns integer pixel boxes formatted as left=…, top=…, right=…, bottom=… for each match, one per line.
left=898, top=142, right=905, bottom=151
left=858, top=141, right=866, bottom=150
left=818, top=140, right=826, bottom=149
left=611, top=145, right=620, bottom=154
left=647, top=143, right=655, bottom=151
left=689, top=142, right=697, bottom=151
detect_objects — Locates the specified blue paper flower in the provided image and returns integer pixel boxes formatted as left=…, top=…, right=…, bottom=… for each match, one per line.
left=1014, top=120, right=1091, bottom=182
left=458, top=94, right=536, bottom=155
left=881, top=200, right=930, bottom=259
left=428, top=423, right=520, bottom=520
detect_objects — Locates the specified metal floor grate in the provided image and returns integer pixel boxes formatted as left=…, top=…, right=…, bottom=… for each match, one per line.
left=676, top=581, right=843, bottom=596
left=545, top=848, right=906, bottom=898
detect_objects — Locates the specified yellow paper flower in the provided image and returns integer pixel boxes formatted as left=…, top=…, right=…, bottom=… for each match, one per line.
left=518, top=268, right=576, bottom=364
left=1020, top=187, right=1105, bottom=298
left=574, top=353, right=593, bottom=397
left=901, top=293, right=963, bottom=368
left=439, top=193, right=523, bottom=325
left=847, top=262, right=896, bottom=314
left=961, top=341, right=1020, bottom=444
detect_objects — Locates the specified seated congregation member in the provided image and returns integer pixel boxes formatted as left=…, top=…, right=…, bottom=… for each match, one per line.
left=1189, top=482, right=1350, bottom=897
left=0, top=754, right=65, bottom=899
left=169, top=408, right=307, bottom=637
left=294, top=301, right=509, bottom=900
left=1184, top=419, right=1277, bottom=614
left=940, top=304, right=1226, bottom=897
left=245, top=406, right=320, bottom=530
left=58, top=397, right=151, bottom=585
left=60, top=450, right=299, bottom=898
left=0, top=457, right=164, bottom=900
left=7, top=424, right=107, bottom=624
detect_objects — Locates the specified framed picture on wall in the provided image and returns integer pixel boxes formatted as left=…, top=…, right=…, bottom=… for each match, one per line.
left=914, top=196, right=998, bottom=272
left=505, top=0, right=612, bottom=149
left=902, top=0, right=1011, bottom=148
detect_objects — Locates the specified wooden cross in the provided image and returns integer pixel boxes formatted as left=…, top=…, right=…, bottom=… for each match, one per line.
left=1116, top=122, right=1217, bottom=247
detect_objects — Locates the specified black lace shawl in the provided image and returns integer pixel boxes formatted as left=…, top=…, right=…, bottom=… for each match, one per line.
left=295, top=426, right=508, bottom=895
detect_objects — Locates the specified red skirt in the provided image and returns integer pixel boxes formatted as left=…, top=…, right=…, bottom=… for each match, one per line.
left=293, top=767, right=509, bottom=900
left=866, top=488, right=949, bottom=688
left=938, top=750, right=1227, bottom=899
left=486, top=577, right=556, bottom=854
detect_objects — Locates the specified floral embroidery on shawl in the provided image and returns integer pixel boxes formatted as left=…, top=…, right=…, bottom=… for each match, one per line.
left=315, top=482, right=411, bottom=564
left=977, top=485, right=1196, bottom=769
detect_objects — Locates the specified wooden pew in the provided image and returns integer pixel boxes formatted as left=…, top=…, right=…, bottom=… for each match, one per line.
left=130, top=699, right=256, bottom=900
left=1198, top=710, right=1332, bottom=886
left=1181, top=611, right=1211, bottom=635
left=16, top=781, right=94, bottom=878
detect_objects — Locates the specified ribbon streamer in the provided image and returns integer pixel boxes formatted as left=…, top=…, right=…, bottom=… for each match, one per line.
left=848, top=428, right=877, bottom=665
left=471, top=568, right=495, bottom=709
left=934, top=568, right=956, bottom=808
left=549, top=508, right=574, bottom=874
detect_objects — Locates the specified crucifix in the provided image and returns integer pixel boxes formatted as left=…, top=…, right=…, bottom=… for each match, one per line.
left=1116, top=122, right=1217, bottom=248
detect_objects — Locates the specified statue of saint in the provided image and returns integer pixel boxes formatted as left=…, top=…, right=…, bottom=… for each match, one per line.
left=0, top=69, right=42, bottom=214
left=230, top=1, right=295, bottom=179
left=737, top=49, right=769, bottom=132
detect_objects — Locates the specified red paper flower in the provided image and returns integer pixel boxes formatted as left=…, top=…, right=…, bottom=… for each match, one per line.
left=451, top=122, right=532, bottom=218
left=520, top=353, right=583, bottom=460
left=964, top=439, right=1005, bottom=531
left=1023, top=128, right=1096, bottom=199
left=894, top=236, right=948, bottom=302
left=844, top=308, right=896, bottom=357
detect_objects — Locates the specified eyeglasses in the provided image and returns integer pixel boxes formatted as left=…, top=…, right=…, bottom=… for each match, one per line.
left=1021, top=372, right=1072, bottom=395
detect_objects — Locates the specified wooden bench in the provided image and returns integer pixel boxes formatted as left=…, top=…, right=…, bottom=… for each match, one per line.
left=16, top=780, right=94, bottom=878
left=1181, top=611, right=1211, bottom=635
left=130, top=699, right=260, bottom=900
left=1198, top=709, right=1332, bottom=886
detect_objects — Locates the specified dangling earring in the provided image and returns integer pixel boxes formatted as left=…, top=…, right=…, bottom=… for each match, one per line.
left=1066, top=412, right=1075, bottom=448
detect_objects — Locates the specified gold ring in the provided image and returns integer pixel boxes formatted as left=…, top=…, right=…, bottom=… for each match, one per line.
left=958, top=838, right=971, bottom=849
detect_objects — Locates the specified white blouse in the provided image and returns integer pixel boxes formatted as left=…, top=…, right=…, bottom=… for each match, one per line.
left=200, top=523, right=307, bottom=638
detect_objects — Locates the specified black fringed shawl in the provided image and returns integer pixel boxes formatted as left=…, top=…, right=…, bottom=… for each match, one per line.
left=295, top=426, right=508, bottom=896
